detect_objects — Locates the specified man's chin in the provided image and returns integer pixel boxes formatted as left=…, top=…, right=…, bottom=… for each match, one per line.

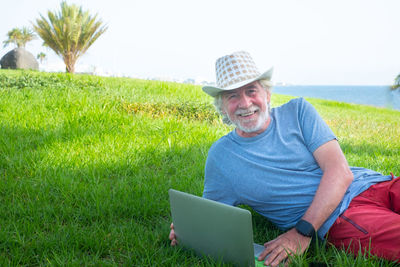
left=236, top=123, right=263, bottom=133
left=235, top=117, right=269, bottom=134
left=228, top=112, right=269, bottom=134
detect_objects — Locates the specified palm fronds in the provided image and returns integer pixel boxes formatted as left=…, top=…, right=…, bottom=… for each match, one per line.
left=392, top=74, right=400, bottom=90
left=3, top=27, right=36, bottom=48
left=32, top=1, right=107, bottom=73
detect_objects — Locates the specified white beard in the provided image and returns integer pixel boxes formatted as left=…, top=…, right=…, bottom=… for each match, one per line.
left=227, top=102, right=270, bottom=133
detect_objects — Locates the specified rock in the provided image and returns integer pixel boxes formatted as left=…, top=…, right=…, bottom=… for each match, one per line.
left=0, top=48, right=39, bottom=70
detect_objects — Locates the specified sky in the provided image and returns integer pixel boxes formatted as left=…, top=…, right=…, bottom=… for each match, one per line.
left=1, top=0, right=399, bottom=85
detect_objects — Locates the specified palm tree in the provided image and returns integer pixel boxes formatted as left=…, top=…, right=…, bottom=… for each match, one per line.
left=32, top=1, right=107, bottom=73
left=392, top=74, right=400, bottom=90
left=3, top=27, right=36, bottom=48
left=37, top=52, right=46, bottom=64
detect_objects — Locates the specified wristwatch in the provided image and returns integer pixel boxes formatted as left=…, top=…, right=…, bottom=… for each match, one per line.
left=295, top=219, right=316, bottom=238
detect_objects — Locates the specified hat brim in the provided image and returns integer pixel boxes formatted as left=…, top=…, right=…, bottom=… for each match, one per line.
left=202, top=67, right=274, bottom=97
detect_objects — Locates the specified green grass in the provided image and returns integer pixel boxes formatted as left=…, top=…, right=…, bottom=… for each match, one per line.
left=0, top=69, right=399, bottom=266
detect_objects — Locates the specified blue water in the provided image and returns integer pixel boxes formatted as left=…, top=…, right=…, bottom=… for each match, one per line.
left=274, top=85, right=400, bottom=111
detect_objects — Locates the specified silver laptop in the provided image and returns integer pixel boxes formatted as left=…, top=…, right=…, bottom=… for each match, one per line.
left=169, top=189, right=267, bottom=267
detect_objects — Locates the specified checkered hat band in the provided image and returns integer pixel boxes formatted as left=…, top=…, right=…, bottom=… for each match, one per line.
left=215, top=51, right=261, bottom=88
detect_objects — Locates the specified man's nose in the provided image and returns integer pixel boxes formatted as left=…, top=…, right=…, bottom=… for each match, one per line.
left=238, top=94, right=252, bottom=108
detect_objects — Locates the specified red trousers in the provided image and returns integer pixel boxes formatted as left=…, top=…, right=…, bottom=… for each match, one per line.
left=327, top=175, right=400, bottom=262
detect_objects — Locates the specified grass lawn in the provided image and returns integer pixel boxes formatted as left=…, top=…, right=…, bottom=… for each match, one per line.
left=0, top=69, right=399, bottom=266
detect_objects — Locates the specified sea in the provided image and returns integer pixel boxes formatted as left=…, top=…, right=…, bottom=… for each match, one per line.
left=273, top=85, right=400, bottom=111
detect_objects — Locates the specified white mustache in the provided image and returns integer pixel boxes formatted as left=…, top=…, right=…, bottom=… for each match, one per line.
left=235, top=106, right=260, bottom=116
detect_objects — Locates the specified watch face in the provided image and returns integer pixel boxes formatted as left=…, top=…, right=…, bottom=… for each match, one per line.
left=295, top=220, right=315, bottom=237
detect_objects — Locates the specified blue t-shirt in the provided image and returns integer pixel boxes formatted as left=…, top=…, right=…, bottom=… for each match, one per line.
left=203, top=98, right=391, bottom=238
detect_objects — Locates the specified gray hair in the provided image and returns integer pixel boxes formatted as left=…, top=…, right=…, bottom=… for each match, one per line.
left=213, top=80, right=272, bottom=125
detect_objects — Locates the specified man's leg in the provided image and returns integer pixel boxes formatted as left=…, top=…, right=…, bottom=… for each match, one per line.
left=327, top=177, right=400, bottom=262
left=389, top=175, right=400, bottom=213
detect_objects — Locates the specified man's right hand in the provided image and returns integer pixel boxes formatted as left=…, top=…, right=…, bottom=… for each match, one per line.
left=169, top=223, right=178, bottom=246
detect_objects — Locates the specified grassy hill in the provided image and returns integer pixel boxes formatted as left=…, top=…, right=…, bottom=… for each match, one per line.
left=0, top=69, right=399, bottom=266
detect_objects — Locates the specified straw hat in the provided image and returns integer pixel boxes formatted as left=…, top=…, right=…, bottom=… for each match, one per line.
left=202, top=51, right=273, bottom=97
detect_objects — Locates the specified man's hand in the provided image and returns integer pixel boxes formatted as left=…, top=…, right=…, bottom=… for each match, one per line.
left=258, top=228, right=311, bottom=266
left=169, top=223, right=178, bottom=246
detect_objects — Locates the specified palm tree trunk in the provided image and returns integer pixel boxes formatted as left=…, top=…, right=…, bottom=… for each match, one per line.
left=64, top=53, right=76, bottom=73
left=66, top=64, right=75, bottom=73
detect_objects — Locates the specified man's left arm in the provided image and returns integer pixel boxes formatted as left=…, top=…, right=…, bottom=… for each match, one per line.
left=258, top=139, right=354, bottom=266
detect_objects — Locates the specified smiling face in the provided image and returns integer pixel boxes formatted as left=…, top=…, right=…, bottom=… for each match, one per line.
left=221, top=81, right=271, bottom=138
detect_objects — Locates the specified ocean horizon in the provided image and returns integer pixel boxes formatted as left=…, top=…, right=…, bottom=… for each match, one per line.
left=274, top=85, right=400, bottom=111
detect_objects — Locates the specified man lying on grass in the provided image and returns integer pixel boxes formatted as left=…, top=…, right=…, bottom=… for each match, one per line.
left=169, top=51, right=400, bottom=266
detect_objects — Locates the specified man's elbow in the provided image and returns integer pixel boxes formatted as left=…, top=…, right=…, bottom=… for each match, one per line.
left=330, top=164, right=354, bottom=188
left=342, top=166, right=354, bottom=187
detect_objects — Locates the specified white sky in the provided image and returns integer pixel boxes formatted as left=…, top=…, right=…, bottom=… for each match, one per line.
left=1, top=0, right=399, bottom=85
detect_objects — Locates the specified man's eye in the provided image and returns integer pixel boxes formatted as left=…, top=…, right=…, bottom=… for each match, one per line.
left=228, top=94, right=237, bottom=99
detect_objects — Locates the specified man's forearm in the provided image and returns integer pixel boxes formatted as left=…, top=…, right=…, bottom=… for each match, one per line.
left=304, top=140, right=354, bottom=231
left=303, top=168, right=353, bottom=231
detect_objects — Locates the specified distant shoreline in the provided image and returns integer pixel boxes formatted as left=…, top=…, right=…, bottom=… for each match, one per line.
left=274, top=85, right=400, bottom=111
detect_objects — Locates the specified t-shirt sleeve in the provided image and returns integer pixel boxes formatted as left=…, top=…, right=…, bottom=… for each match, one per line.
left=297, top=98, right=337, bottom=153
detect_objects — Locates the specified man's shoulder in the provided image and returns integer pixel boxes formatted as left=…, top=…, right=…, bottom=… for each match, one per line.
left=275, top=97, right=307, bottom=109
left=272, top=97, right=308, bottom=114
left=207, top=130, right=237, bottom=157
left=210, top=132, right=231, bottom=149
